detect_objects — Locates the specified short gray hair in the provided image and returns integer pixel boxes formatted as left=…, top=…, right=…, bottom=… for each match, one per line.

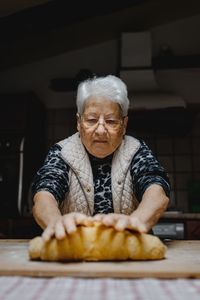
left=76, top=75, right=130, bottom=116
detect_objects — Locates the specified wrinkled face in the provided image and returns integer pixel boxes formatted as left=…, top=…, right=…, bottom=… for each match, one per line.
left=77, top=96, right=128, bottom=158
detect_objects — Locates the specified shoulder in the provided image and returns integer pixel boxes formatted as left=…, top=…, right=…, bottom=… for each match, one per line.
left=130, top=138, right=157, bottom=167
left=122, top=135, right=141, bottom=152
left=57, top=132, right=80, bottom=148
left=45, top=143, right=62, bottom=159
left=133, top=138, right=153, bottom=156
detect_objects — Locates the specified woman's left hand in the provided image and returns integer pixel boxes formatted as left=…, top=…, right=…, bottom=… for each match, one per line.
left=93, top=213, right=148, bottom=233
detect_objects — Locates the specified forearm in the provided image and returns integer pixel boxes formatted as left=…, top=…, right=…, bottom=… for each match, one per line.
left=131, top=184, right=169, bottom=232
left=32, top=191, right=62, bottom=229
left=33, top=191, right=92, bottom=241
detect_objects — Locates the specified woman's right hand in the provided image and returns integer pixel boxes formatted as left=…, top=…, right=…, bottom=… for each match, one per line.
left=42, top=212, right=93, bottom=242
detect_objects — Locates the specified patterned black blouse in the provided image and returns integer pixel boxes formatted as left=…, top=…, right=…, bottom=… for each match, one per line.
left=32, top=139, right=170, bottom=215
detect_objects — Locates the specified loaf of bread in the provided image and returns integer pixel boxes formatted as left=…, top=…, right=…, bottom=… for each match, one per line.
left=29, top=222, right=166, bottom=261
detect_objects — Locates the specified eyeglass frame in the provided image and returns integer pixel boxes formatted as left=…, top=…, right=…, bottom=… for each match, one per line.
left=77, top=113, right=126, bottom=131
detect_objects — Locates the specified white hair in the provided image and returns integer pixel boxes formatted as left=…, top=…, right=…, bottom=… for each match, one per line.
left=76, top=75, right=130, bottom=116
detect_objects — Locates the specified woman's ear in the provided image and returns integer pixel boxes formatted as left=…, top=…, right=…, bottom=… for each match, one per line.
left=123, top=116, right=128, bottom=135
left=76, top=113, right=81, bottom=132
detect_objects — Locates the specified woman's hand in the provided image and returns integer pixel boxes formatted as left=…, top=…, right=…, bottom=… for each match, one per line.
left=93, top=185, right=169, bottom=234
left=42, top=212, right=93, bottom=242
left=93, top=213, right=148, bottom=233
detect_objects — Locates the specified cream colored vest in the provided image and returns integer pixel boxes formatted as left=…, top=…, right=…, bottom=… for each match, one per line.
left=58, top=132, right=140, bottom=216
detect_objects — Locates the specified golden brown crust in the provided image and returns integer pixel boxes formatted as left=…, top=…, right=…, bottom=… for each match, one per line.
left=28, top=222, right=166, bottom=261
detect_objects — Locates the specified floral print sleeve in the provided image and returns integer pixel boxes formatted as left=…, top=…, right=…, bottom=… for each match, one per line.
left=130, top=140, right=170, bottom=201
left=31, top=144, right=69, bottom=204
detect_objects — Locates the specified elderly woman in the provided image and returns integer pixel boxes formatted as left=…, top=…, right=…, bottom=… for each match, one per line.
left=32, top=75, right=170, bottom=241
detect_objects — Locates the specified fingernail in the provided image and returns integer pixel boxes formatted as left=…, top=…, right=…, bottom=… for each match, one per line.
left=42, top=235, right=49, bottom=242
left=68, top=227, right=77, bottom=234
left=115, top=225, right=123, bottom=231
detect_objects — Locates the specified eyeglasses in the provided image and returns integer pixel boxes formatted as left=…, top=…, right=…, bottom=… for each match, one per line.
left=81, top=115, right=124, bottom=130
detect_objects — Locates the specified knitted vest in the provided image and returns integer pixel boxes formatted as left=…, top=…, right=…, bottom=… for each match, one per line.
left=58, top=132, right=140, bottom=216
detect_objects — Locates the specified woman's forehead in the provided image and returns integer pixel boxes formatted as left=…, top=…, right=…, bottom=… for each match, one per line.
left=83, top=97, right=121, bottom=115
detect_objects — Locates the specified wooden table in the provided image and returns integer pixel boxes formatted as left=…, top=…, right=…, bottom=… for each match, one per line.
left=0, top=239, right=200, bottom=278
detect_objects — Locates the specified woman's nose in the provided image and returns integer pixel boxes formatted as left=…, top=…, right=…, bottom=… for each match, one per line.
left=95, top=121, right=107, bottom=134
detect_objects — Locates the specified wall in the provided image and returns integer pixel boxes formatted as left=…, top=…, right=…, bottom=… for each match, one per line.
left=0, top=40, right=118, bottom=108
left=1, top=14, right=200, bottom=213
left=0, top=14, right=200, bottom=107
left=136, top=113, right=200, bottom=213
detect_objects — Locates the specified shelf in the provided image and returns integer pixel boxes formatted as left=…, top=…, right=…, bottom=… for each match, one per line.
left=152, top=54, right=200, bottom=70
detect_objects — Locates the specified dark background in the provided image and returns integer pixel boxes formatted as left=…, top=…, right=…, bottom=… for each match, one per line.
left=0, top=0, right=200, bottom=239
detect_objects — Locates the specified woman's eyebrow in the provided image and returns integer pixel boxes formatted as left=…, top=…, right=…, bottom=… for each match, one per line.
left=84, top=113, right=119, bottom=118
left=104, top=114, right=119, bottom=118
left=84, top=111, right=121, bottom=119
left=84, top=113, right=98, bottom=117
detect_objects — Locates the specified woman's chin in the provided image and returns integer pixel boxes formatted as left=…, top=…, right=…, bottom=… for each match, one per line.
left=90, top=148, right=112, bottom=158
left=85, top=142, right=116, bottom=158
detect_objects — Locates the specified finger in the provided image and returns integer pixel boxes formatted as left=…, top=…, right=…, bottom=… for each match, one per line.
left=83, top=216, right=94, bottom=226
left=114, top=217, right=128, bottom=231
left=137, top=223, right=148, bottom=233
left=42, top=226, right=55, bottom=242
left=129, top=217, right=147, bottom=233
left=73, top=213, right=93, bottom=227
left=55, top=220, right=66, bottom=240
left=93, top=214, right=103, bottom=222
left=101, top=214, right=118, bottom=226
left=63, top=215, right=77, bottom=234
left=74, top=213, right=88, bottom=225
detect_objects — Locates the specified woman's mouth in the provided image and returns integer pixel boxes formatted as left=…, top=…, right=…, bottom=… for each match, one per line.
left=94, top=140, right=107, bottom=143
